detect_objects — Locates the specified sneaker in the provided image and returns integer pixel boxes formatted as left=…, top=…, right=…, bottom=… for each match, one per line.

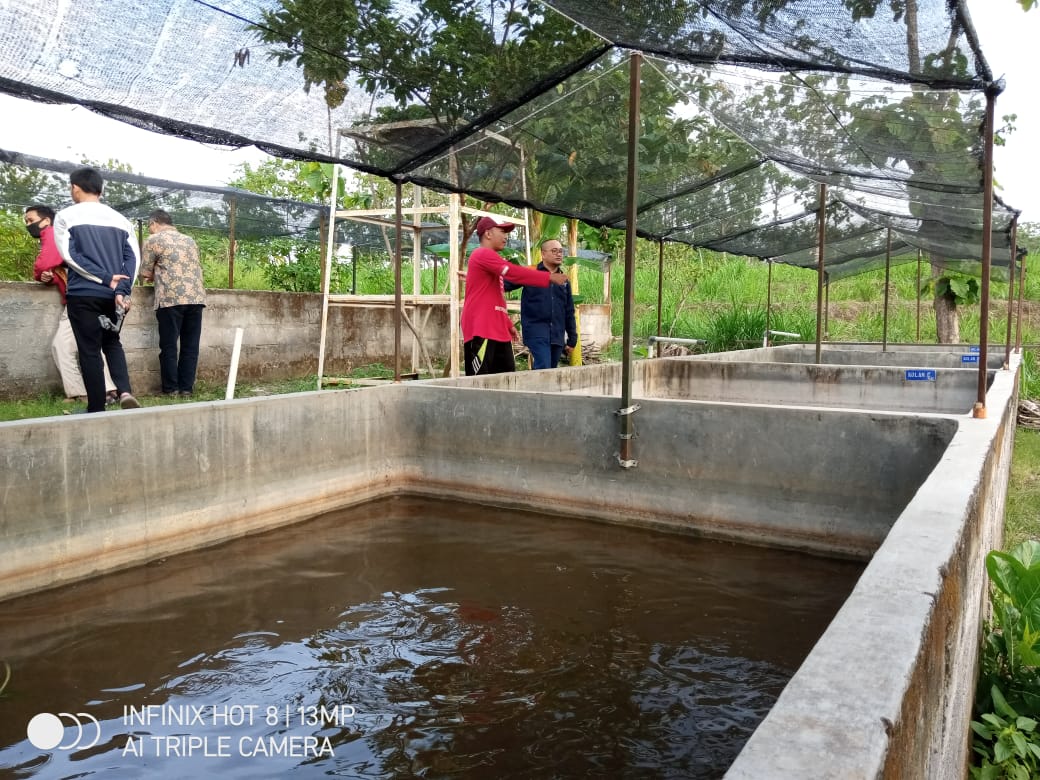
left=106, top=392, right=119, bottom=406
left=119, top=392, right=140, bottom=409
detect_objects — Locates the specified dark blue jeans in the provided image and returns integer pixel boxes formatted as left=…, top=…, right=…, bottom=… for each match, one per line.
left=526, top=338, right=564, bottom=370
left=156, top=304, right=204, bottom=393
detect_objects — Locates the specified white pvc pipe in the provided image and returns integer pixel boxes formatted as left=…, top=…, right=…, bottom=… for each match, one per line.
left=763, top=329, right=801, bottom=348
left=225, top=327, right=244, bottom=401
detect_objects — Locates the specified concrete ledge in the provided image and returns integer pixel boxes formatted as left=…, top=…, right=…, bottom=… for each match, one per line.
left=726, top=362, right=1017, bottom=779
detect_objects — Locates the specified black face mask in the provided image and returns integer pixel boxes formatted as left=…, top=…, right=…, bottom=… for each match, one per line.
left=25, top=219, right=44, bottom=239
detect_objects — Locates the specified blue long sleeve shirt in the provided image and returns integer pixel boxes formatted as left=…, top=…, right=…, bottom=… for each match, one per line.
left=504, top=262, right=577, bottom=348
left=54, top=200, right=140, bottom=299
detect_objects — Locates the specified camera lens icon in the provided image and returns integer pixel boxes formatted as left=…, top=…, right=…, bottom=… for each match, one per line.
left=27, top=712, right=102, bottom=751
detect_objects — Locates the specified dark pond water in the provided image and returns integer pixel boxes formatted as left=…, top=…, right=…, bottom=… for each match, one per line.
left=0, top=497, right=863, bottom=779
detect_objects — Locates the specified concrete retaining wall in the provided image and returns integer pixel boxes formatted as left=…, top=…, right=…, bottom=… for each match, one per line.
left=704, top=343, right=1005, bottom=369
left=0, top=282, right=450, bottom=398
left=0, top=283, right=609, bottom=398
left=431, top=351, right=989, bottom=414
left=727, top=362, right=1018, bottom=779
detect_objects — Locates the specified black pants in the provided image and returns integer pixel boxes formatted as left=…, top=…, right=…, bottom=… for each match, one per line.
left=156, top=304, right=204, bottom=393
left=464, top=337, right=515, bottom=376
left=66, top=296, right=131, bottom=413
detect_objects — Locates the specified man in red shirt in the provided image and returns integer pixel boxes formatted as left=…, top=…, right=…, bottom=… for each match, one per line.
left=27, top=204, right=117, bottom=404
left=461, top=217, right=568, bottom=375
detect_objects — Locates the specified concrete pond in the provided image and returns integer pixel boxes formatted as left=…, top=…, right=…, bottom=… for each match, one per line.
left=0, top=343, right=1019, bottom=778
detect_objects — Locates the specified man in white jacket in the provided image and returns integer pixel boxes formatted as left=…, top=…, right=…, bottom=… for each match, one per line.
left=53, top=167, right=141, bottom=413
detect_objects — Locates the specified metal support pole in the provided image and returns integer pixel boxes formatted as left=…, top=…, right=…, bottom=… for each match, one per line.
left=656, top=240, right=664, bottom=340
left=394, top=180, right=403, bottom=383
left=1016, top=241, right=1027, bottom=353
left=765, top=260, right=773, bottom=347
left=316, top=162, right=340, bottom=389
left=227, top=196, right=237, bottom=290
left=823, top=271, right=829, bottom=339
left=915, top=249, right=922, bottom=342
left=618, top=52, right=642, bottom=469
left=814, top=183, right=827, bottom=364
left=1005, top=218, right=1018, bottom=369
left=974, top=88, right=997, bottom=419
left=882, top=228, right=892, bottom=351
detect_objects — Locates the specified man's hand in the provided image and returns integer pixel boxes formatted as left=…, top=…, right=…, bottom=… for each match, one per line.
left=549, top=271, right=568, bottom=286
left=115, top=294, right=131, bottom=314
left=39, top=270, right=54, bottom=283
left=109, top=274, right=129, bottom=289
left=564, top=345, right=574, bottom=356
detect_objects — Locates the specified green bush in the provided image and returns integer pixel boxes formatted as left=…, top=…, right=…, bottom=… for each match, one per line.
left=972, top=541, right=1040, bottom=779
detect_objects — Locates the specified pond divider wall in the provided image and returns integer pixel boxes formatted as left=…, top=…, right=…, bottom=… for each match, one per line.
left=0, top=347, right=1020, bottom=778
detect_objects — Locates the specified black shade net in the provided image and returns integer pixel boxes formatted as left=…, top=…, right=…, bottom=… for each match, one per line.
left=0, top=148, right=457, bottom=256
left=0, top=0, right=1017, bottom=277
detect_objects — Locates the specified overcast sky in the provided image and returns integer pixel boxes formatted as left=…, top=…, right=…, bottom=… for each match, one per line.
left=0, top=0, right=1035, bottom=220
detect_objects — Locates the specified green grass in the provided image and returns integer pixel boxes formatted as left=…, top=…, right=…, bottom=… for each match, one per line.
left=1005, top=427, right=1040, bottom=550
left=0, top=375, right=360, bottom=422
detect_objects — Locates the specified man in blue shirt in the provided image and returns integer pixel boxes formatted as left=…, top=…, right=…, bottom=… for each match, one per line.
left=505, top=239, right=578, bottom=369
left=54, top=167, right=141, bottom=412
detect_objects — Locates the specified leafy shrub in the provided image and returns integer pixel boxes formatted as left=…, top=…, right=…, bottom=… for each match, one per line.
left=973, top=541, right=1040, bottom=779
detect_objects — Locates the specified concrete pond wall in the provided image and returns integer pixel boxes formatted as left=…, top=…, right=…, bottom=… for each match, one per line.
left=0, top=281, right=450, bottom=398
left=0, top=344, right=1020, bottom=778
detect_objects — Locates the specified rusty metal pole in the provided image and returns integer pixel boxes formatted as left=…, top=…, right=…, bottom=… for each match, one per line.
left=1016, top=240, right=1027, bottom=353
left=815, top=183, right=827, bottom=363
left=974, top=88, right=997, bottom=419
left=1005, top=218, right=1018, bottom=368
left=618, top=52, right=642, bottom=469
left=656, top=239, right=664, bottom=340
left=915, top=249, right=921, bottom=342
left=394, top=181, right=403, bottom=383
left=823, top=271, right=829, bottom=340
left=765, top=260, right=773, bottom=347
left=882, top=228, right=892, bottom=351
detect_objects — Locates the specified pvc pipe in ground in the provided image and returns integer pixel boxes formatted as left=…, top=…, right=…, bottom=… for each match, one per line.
left=225, top=327, right=244, bottom=401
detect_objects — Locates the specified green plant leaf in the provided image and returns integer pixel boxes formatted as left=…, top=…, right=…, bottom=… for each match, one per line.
left=994, top=737, right=1012, bottom=763
left=949, top=276, right=970, bottom=299
left=988, top=550, right=1026, bottom=599
left=983, top=711, right=1009, bottom=728
left=972, top=720, right=995, bottom=738
left=1012, top=540, right=1040, bottom=571
left=1017, top=716, right=1038, bottom=732
left=992, top=685, right=1020, bottom=720
left=1011, top=730, right=1029, bottom=757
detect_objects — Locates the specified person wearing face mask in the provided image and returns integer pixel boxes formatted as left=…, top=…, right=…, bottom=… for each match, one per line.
left=27, top=203, right=117, bottom=405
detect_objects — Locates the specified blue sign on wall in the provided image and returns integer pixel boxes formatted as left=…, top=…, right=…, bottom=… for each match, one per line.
left=969, top=345, right=980, bottom=353
left=961, top=354, right=979, bottom=364
left=906, top=369, right=937, bottom=381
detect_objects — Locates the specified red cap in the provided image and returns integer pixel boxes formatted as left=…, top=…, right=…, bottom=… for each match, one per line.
left=475, top=216, right=516, bottom=237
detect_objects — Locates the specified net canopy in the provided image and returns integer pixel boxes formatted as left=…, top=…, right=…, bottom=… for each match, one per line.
left=0, top=148, right=453, bottom=255
left=0, top=0, right=1017, bottom=278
